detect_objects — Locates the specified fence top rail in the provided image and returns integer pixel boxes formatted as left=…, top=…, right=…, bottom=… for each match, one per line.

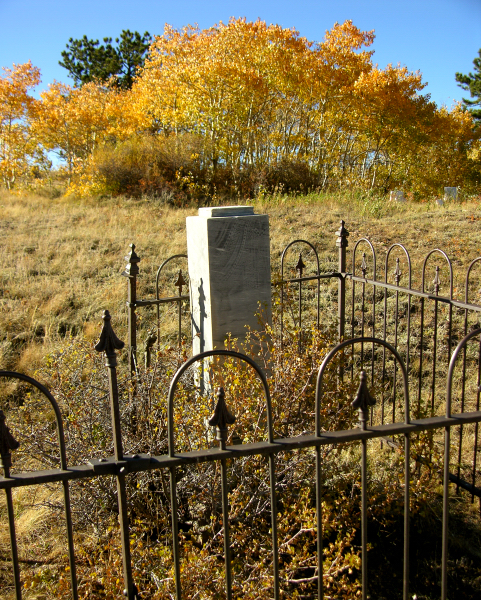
left=272, top=272, right=340, bottom=286
left=135, top=294, right=190, bottom=307
left=2, top=410, right=481, bottom=491
left=347, top=273, right=481, bottom=311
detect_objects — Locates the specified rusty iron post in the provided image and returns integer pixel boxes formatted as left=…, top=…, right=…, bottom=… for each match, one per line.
left=95, top=311, right=138, bottom=600
left=352, top=371, right=376, bottom=600
left=209, top=387, right=236, bottom=600
left=0, top=409, right=21, bottom=600
left=122, top=244, right=140, bottom=375
left=174, top=269, right=186, bottom=351
left=296, top=253, right=306, bottom=353
left=336, top=221, right=349, bottom=344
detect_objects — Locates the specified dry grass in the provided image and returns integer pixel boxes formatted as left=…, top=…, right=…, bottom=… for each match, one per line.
left=0, top=192, right=191, bottom=372
left=1, top=189, right=480, bottom=375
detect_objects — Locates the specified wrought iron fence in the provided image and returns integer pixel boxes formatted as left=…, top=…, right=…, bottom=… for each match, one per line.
left=123, top=218, right=481, bottom=506
left=2, top=219, right=481, bottom=599
left=2, top=311, right=481, bottom=599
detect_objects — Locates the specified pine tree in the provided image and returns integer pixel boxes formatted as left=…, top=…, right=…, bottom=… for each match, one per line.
left=59, top=30, right=152, bottom=89
left=455, top=48, right=481, bottom=122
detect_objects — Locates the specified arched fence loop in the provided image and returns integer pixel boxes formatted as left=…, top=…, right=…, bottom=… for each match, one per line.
left=155, top=254, right=189, bottom=353
left=0, top=371, right=78, bottom=600
left=166, top=349, right=278, bottom=600
left=279, top=239, right=321, bottom=351
left=314, top=336, right=410, bottom=600
left=351, top=238, right=377, bottom=376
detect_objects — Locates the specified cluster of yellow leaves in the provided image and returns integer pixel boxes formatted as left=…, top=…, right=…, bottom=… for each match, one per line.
left=32, top=80, right=138, bottom=183
left=0, top=61, right=40, bottom=188
left=132, top=19, right=377, bottom=173
left=1, top=18, right=480, bottom=195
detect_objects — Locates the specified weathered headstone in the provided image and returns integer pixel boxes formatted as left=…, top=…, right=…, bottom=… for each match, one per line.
left=186, top=206, right=271, bottom=357
left=390, top=190, right=406, bottom=203
left=444, top=187, right=458, bottom=202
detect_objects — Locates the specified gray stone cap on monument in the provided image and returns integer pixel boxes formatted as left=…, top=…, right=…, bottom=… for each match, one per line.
left=198, top=206, right=255, bottom=217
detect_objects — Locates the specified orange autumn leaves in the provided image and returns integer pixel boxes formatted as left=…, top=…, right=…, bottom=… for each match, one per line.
left=1, top=19, right=479, bottom=196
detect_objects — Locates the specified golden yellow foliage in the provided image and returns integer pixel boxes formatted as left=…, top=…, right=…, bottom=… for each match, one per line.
left=0, top=61, right=40, bottom=188
left=1, top=19, right=480, bottom=196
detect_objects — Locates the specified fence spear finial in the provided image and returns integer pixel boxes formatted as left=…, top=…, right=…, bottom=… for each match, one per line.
left=394, top=257, right=402, bottom=285
left=95, top=310, right=125, bottom=366
left=209, top=387, right=236, bottom=448
left=296, top=253, right=306, bottom=278
left=336, top=220, right=349, bottom=248
left=122, top=243, right=140, bottom=278
left=352, top=371, right=376, bottom=429
left=361, top=253, right=367, bottom=278
left=175, top=269, right=186, bottom=296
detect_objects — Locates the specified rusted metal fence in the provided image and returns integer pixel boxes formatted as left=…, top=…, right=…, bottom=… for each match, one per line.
left=2, top=220, right=481, bottom=599
left=2, top=313, right=481, bottom=599
left=122, top=218, right=481, bottom=508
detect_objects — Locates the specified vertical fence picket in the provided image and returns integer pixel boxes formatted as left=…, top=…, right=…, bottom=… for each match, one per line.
left=337, top=221, right=349, bottom=346
left=279, top=240, right=321, bottom=353
left=461, top=258, right=481, bottom=500
left=0, top=410, right=22, bottom=600
left=443, top=329, right=481, bottom=599
left=95, top=310, right=136, bottom=599
left=123, top=244, right=140, bottom=375
left=167, top=350, right=274, bottom=599
left=352, top=239, right=376, bottom=417
left=316, top=337, right=410, bottom=600
left=315, top=444, right=324, bottom=600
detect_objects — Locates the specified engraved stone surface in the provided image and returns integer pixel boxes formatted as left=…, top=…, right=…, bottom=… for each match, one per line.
left=187, top=207, right=271, bottom=356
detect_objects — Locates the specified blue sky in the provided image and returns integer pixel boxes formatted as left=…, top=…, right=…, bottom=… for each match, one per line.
left=1, top=0, right=480, bottom=108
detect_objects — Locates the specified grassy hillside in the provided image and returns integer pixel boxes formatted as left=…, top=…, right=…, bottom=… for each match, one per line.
left=1, top=190, right=480, bottom=374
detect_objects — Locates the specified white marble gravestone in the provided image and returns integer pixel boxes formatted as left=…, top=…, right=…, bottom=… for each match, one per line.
left=187, top=206, right=271, bottom=356
left=444, top=187, right=458, bottom=202
left=390, top=190, right=406, bottom=203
